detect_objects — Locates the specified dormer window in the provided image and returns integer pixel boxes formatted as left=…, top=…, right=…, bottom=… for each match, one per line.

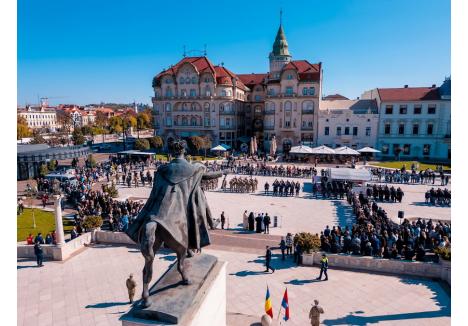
left=185, top=77, right=190, bottom=84
left=287, top=74, right=293, bottom=80
left=309, top=87, right=315, bottom=96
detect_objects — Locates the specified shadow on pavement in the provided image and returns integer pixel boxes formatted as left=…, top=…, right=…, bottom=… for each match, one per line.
left=284, top=279, right=322, bottom=285
left=322, top=277, right=450, bottom=325
left=86, top=302, right=129, bottom=309
left=229, top=270, right=267, bottom=277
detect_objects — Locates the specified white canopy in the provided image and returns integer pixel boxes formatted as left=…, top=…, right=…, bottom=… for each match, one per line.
left=118, top=150, right=154, bottom=156
left=310, top=145, right=336, bottom=154
left=289, top=145, right=313, bottom=154
left=328, top=168, right=372, bottom=182
left=335, top=146, right=361, bottom=155
left=357, top=146, right=381, bottom=153
left=211, top=145, right=227, bottom=151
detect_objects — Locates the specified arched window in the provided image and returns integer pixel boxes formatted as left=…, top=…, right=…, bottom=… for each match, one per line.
left=302, top=101, right=314, bottom=113
left=191, top=103, right=197, bottom=111
left=182, top=103, right=188, bottom=111
left=165, top=87, right=172, bottom=97
left=302, top=88, right=308, bottom=96
left=190, top=89, right=196, bottom=97
left=185, top=77, right=190, bottom=84
left=191, top=76, right=197, bottom=84
left=165, top=103, right=171, bottom=112
left=309, top=87, right=315, bottom=96
left=205, top=86, right=211, bottom=96
left=284, top=101, right=292, bottom=111
left=204, top=103, right=210, bottom=112
left=221, top=89, right=227, bottom=96
left=266, top=102, right=275, bottom=112
left=227, top=90, right=232, bottom=96
left=182, top=116, right=188, bottom=126
left=179, top=78, right=185, bottom=84
left=190, top=117, right=197, bottom=126
left=181, top=89, right=187, bottom=97
left=284, top=102, right=292, bottom=127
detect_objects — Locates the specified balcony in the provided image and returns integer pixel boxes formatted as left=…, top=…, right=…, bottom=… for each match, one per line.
left=219, top=125, right=236, bottom=130
left=301, top=126, right=314, bottom=131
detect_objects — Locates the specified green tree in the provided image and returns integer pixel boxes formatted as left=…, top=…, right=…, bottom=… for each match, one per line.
left=72, top=128, right=85, bottom=145
left=17, top=115, right=31, bottom=140
left=81, top=125, right=94, bottom=136
left=38, top=163, right=49, bottom=177
left=136, top=110, right=152, bottom=138
left=95, top=111, right=110, bottom=143
left=47, top=160, right=57, bottom=171
left=135, top=138, right=150, bottom=151
left=201, top=135, right=213, bottom=158
left=149, top=136, right=164, bottom=152
left=109, top=116, right=123, bottom=134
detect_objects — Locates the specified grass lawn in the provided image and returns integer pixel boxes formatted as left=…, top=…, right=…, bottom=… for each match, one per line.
left=372, top=161, right=451, bottom=171
left=17, top=208, right=75, bottom=242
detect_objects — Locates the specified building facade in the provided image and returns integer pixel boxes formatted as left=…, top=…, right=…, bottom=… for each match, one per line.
left=317, top=99, right=379, bottom=149
left=362, top=77, right=451, bottom=161
left=152, top=20, right=322, bottom=152
left=18, top=106, right=58, bottom=132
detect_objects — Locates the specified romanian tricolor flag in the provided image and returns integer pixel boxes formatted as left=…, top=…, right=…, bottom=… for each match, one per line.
left=281, top=288, right=290, bottom=321
left=265, top=286, right=273, bottom=318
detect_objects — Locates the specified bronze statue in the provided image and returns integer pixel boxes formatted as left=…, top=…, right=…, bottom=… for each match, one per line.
left=126, top=140, right=221, bottom=307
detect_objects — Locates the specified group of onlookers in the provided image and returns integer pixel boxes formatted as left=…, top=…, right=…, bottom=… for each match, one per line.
left=425, top=188, right=451, bottom=206
left=264, top=179, right=301, bottom=196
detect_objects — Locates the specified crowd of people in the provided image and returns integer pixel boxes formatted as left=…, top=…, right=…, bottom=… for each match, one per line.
left=264, top=179, right=301, bottom=196
left=370, top=167, right=450, bottom=186
left=425, top=188, right=451, bottom=206
left=221, top=176, right=258, bottom=193
left=311, top=180, right=350, bottom=199
left=241, top=211, right=274, bottom=234
left=230, top=162, right=316, bottom=178
left=365, top=184, right=404, bottom=203
left=316, top=191, right=451, bottom=261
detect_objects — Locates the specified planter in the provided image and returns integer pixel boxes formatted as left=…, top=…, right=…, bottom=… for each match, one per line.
left=302, top=252, right=316, bottom=266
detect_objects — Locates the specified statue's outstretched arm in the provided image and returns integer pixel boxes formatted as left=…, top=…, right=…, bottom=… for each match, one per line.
left=202, top=171, right=223, bottom=180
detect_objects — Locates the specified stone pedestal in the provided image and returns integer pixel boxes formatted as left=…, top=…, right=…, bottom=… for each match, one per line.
left=121, top=254, right=227, bottom=326
left=53, top=195, right=65, bottom=245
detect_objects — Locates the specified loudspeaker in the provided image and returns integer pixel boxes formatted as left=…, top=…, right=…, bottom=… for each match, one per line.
left=398, top=211, right=404, bottom=219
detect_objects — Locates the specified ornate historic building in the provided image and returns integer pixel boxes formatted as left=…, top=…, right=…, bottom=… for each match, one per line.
left=152, top=19, right=322, bottom=152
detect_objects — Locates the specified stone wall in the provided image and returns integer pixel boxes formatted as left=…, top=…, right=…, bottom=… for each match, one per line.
left=302, top=252, right=451, bottom=284
left=17, top=232, right=92, bottom=261
left=94, top=230, right=136, bottom=245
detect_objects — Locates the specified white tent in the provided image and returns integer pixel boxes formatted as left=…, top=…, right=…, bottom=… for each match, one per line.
left=211, top=145, right=227, bottom=151
left=289, top=145, right=313, bottom=154
left=335, top=146, right=361, bottom=155
left=357, top=146, right=381, bottom=153
left=310, top=145, right=336, bottom=154
left=328, top=168, right=372, bottom=182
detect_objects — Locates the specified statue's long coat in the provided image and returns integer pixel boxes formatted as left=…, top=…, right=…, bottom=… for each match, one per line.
left=126, top=158, right=214, bottom=249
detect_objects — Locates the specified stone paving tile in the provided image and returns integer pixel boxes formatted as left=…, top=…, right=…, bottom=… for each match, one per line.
left=18, top=246, right=450, bottom=326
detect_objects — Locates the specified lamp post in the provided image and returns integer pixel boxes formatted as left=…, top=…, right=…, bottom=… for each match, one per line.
left=25, top=187, right=36, bottom=229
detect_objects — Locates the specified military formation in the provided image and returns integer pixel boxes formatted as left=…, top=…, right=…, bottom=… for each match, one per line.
left=200, top=177, right=219, bottom=191
left=425, top=187, right=451, bottom=206
left=264, top=179, right=301, bottom=196
left=222, top=176, right=258, bottom=193
left=365, top=184, right=404, bottom=203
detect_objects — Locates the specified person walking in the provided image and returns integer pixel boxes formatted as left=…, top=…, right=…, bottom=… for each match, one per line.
left=34, top=241, right=44, bottom=267
left=264, top=246, right=275, bottom=273
left=126, top=274, right=137, bottom=304
left=220, top=211, right=226, bottom=230
left=316, top=254, right=329, bottom=281
left=309, top=299, right=324, bottom=326
left=242, top=210, right=248, bottom=230
left=279, top=237, right=287, bottom=260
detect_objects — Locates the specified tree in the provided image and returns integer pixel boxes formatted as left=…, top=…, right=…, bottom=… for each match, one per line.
left=86, top=154, right=97, bottom=168
left=38, top=163, right=49, bottom=177
left=95, top=111, right=109, bottom=142
left=29, top=131, right=46, bottom=144
left=136, top=110, right=152, bottom=138
left=47, top=160, right=57, bottom=171
left=135, top=138, right=150, bottom=151
left=57, top=111, right=73, bottom=144
left=81, top=125, right=94, bottom=136
left=17, top=115, right=31, bottom=140
left=72, top=128, right=85, bottom=145
left=149, top=136, right=164, bottom=152
left=109, top=116, right=123, bottom=134
left=200, top=135, right=213, bottom=158
left=187, top=136, right=204, bottom=154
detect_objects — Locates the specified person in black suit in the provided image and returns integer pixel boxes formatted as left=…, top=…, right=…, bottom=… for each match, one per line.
left=264, top=246, right=275, bottom=273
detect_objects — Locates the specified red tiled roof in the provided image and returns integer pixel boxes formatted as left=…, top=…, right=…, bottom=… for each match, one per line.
left=377, top=87, right=440, bottom=101
left=282, top=60, right=321, bottom=81
left=213, top=66, right=248, bottom=90
left=156, top=56, right=216, bottom=80
left=323, top=94, right=349, bottom=100
left=237, top=73, right=268, bottom=86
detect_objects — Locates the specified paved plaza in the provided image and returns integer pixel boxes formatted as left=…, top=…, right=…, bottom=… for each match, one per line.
left=117, top=172, right=451, bottom=236
left=17, top=245, right=450, bottom=326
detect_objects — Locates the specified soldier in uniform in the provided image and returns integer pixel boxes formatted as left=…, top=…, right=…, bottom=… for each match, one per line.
left=126, top=274, right=137, bottom=304
left=309, top=299, right=324, bottom=326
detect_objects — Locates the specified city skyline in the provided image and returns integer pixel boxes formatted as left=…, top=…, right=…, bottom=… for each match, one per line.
left=18, top=0, right=450, bottom=106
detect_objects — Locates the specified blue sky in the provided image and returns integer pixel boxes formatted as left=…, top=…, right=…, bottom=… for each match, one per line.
left=17, top=0, right=450, bottom=106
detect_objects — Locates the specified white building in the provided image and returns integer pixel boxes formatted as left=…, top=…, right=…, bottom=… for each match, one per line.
left=362, top=77, right=451, bottom=161
left=18, top=106, right=58, bottom=132
left=317, top=99, right=379, bottom=149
